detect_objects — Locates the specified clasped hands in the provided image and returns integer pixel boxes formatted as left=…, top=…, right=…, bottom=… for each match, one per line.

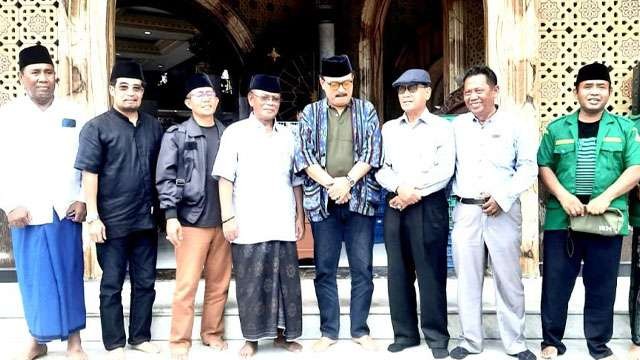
left=327, top=177, right=352, bottom=204
left=389, top=185, right=421, bottom=211
left=559, top=192, right=611, bottom=217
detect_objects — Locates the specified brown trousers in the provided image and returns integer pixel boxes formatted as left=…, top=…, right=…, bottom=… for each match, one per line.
left=170, top=225, right=231, bottom=349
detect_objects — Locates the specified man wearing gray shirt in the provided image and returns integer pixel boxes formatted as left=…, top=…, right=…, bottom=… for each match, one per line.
left=449, top=65, right=538, bottom=360
left=376, top=69, right=454, bottom=358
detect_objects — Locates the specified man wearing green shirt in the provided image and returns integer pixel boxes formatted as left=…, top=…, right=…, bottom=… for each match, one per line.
left=538, top=62, right=640, bottom=360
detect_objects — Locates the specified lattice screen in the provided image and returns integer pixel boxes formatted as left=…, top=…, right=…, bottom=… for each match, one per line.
left=0, top=0, right=59, bottom=106
left=538, top=0, right=640, bottom=128
left=464, top=0, right=485, bottom=69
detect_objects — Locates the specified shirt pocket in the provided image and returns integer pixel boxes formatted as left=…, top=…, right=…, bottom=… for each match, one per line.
left=599, top=140, right=624, bottom=175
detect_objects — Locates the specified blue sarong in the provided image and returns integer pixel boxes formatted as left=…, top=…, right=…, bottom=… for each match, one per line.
left=11, top=210, right=86, bottom=342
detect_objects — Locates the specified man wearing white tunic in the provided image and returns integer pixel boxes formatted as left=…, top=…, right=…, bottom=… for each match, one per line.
left=213, top=74, right=305, bottom=358
left=0, top=44, right=87, bottom=360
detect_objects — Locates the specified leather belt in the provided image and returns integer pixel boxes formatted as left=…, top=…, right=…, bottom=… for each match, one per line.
left=455, top=196, right=487, bottom=205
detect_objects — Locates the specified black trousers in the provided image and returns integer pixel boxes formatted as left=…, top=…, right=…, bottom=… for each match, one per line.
left=630, top=228, right=640, bottom=345
left=383, top=189, right=450, bottom=349
left=96, top=229, right=158, bottom=350
left=541, top=230, right=622, bottom=359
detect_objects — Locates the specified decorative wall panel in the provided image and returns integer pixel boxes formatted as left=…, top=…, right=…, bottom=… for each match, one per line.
left=0, top=0, right=60, bottom=106
left=538, top=0, right=640, bottom=128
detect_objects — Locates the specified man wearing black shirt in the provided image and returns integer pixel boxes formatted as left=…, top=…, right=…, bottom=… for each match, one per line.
left=75, top=61, right=163, bottom=359
left=155, top=74, right=231, bottom=359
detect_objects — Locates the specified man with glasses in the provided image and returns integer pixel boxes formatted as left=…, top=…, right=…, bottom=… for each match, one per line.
left=375, top=69, right=454, bottom=358
left=75, top=61, right=164, bottom=359
left=294, top=54, right=382, bottom=351
left=213, top=74, right=305, bottom=358
left=449, top=65, right=537, bottom=360
left=156, top=74, right=231, bottom=360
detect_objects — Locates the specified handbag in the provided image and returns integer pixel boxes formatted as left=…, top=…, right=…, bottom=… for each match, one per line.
left=569, top=207, right=624, bottom=236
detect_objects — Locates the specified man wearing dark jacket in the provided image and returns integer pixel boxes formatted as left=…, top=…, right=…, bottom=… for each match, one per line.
left=156, top=74, right=231, bottom=360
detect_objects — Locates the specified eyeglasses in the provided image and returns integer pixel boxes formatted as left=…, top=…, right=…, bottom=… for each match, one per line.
left=396, top=84, right=424, bottom=94
left=251, top=91, right=281, bottom=103
left=116, top=84, right=144, bottom=93
left=325, top=80, right=353, bottom=91
left=189, top=90, right=216, bottom=99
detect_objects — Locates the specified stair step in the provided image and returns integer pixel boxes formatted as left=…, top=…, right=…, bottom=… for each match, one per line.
left=0, top=277, right=631, bottom=341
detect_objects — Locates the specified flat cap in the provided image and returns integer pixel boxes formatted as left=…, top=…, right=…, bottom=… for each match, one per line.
left=392, top=69, right=431, bottom=87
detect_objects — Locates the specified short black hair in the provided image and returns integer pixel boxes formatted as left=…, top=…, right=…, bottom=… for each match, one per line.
left=462, top=65, right=498, bottom=87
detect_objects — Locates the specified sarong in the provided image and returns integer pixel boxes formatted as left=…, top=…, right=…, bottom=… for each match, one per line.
left=11, top=210, right=86, bottom=342
left=231, top=240, right=302, bottom=341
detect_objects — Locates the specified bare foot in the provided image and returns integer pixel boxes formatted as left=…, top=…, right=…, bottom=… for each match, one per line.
left=204, top=337, right=228, bottom=351
left=171, top=348, right=189, bottom=360
left=312, top=337, right=337, bottom=352
left=353, top=335, right=378, bottom=351
left=239, top=341, right=257, bottom=359
left=66, top=332, right=87, bottom=360
left=15, top=340, right=47, bottom=360
left=274, top=337, right=303, bottom=352
left=630, top=344, right=640, bottom=360
left=541, top=346, right=558, bottom=359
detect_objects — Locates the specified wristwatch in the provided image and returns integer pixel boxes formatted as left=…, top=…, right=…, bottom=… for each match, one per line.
left=345, top=174, right=356, bottom=187
left=86, top=213, right=100, bottom=224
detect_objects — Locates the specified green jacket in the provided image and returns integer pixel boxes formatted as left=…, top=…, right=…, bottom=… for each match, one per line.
left=629, top=114, right=640, bottom=227
left=537, top=111, right=640, bottom=235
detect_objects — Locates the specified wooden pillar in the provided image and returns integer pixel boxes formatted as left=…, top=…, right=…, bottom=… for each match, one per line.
left=485, top=0, right=540, bottom=277
left=443, top=0, right=466, bottom=96
left=58, top=0, right=116, bottom=278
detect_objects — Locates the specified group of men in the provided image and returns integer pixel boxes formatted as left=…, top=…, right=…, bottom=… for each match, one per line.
left=2, top=44, right=640, bottom=360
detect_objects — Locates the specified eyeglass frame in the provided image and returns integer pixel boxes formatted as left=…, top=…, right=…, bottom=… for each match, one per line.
left=250, top=90, right=282, bottom=103
left=396, top=84, right=428, bottom=94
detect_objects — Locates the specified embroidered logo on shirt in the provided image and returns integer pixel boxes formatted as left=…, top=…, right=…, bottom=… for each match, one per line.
left=554, top=139, right=574, bottom=145
left=603, top=136, right=622, bottom=143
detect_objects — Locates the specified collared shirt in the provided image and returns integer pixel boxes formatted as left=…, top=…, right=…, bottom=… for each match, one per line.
left=452, top=107, right=538, bottom=212
left=0, top=96, right=85, bottom=225
left=376, top=108, right=455, bottom=196
left=294, top=98, right=383, bottom=221
left=538, top=110, right=640, bottom=233
left=75, top=108, right=163, bottom=238
left=212, top=114, right=303, bottom=245
left=326, top=106, right=353, bottom=177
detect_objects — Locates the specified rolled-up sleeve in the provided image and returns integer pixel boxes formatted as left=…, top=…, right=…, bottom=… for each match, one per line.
left=212, top=127, right=238, bottom=182
left=74, top=121, right=103, bottom=174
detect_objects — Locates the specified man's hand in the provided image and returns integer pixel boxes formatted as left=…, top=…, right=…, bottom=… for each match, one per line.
left=335, top=192, right=351, bottom=205
left=7, top=207, right=31, bottom=228
left=558, top=193, right=585, bottom=217
left=389, top=196, right=409, bottom=211
left=295, top=214, right=305, bottom=241
left=223, top=218, right=238, bottom=243
left=481, top=197, right=502, bottom=216
left=165, top=218, right=183, bottom=247
left=65, top=201, right=86, bottom=223
left=396, top=185, right=421, bottom=206
left=328, top=177, right=351, bottom=202
left=88, top=219, right=107, bottom=243
left=586, top=194, right=612, bottom=215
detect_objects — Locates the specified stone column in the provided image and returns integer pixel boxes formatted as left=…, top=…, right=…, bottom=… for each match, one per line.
left=485, top=0, right=540, bottom=277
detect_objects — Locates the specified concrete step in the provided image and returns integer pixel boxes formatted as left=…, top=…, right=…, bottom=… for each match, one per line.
left=0, top=277, right=632, bottom=342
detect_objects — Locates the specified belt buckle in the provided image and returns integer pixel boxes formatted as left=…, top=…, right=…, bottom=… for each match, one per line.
left=176, top=178, right=186, bottom=187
